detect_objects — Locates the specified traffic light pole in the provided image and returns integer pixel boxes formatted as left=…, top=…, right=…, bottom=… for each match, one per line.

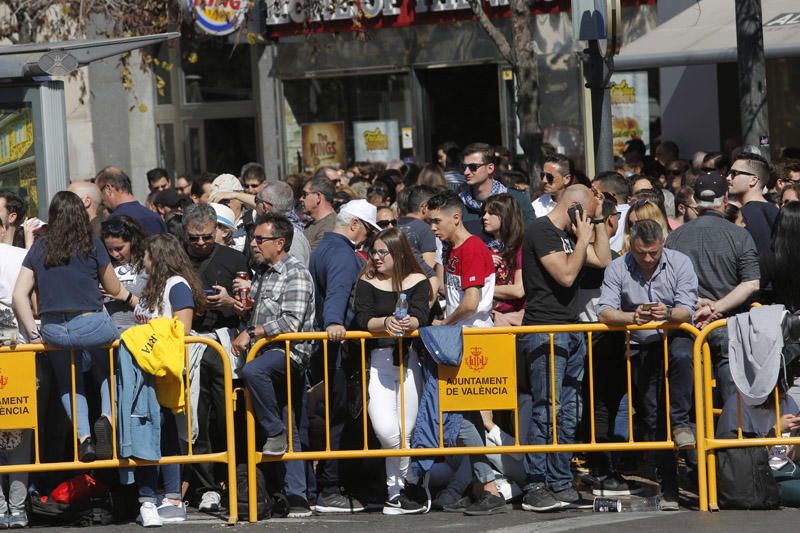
left=735, top=0, right=770, bottom=158
left=584, top=39, right=615, bottom=176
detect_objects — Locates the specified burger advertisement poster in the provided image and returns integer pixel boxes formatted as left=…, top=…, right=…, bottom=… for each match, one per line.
left=610, top=72, right=650, bottom=156
left=353, top=120, right=400, bottom=162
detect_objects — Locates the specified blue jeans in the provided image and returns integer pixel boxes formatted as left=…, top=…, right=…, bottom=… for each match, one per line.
left=241, top=349, right=306, bottom=498
left=136, top=408, right=181, bottom=503
left=40, top=310, right=119, bottom=440
left=518, top=332, right=586, bottom=492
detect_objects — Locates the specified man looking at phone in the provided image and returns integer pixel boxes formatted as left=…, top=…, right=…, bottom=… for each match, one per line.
left=597, top=219, right=698, bottom=510
left=180, top=203, right=248, bottom=512
left=518, top=184, right=610, bottom=513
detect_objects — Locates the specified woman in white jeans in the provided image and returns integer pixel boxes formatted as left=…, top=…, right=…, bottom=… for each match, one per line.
left=354, top=227, right=432, bottom=515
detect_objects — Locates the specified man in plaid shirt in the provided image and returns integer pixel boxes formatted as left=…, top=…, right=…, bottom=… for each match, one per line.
left=233, top=212, right=316, bottom=517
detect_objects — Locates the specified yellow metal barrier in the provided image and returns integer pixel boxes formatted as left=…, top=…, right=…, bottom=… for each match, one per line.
left=244, top=322, right=703, bottom=522
left=695, top=318, right=800, bottom=512
left=0, top=337, right=238, bottom=524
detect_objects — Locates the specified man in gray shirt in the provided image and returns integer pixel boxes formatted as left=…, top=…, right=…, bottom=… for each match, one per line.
left=665, top=171, right=760, bottom=405
left=598, top=219, right=698, bottom=510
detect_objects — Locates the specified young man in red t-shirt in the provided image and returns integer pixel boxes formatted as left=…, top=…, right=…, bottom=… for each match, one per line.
left=417, top=191, right=505, bottom=515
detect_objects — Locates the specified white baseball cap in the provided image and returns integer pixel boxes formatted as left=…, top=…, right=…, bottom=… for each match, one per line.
left=339, top=199, right=381, bottom=231
left=211, top=173, right=243, bottom=194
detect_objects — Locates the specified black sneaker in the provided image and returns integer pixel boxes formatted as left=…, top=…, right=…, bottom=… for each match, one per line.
left=463, top=491, right=507, bottom=516
left=382, top=494, right=426, bottom=515
left=286, top=494, right=312, bottom=518
left=522, top=486, right=561, bottom=512
left=314, top=490, right=365, bottom=513
left=592, top=473, right=642, bottom=496
left=553, top=486, right=593, bottom=509
left=403, top=473, right=431, bottom=513
left=94, top=416, right=113, bottom=460
left=78, top=437, right=96, bottom=463
left=441, top=496, right=472, bottom=513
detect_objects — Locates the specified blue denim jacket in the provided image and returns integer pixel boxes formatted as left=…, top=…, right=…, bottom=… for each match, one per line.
left=116, top=342, right=162, bottom=483
left=411, top=326, right=464, bottom=474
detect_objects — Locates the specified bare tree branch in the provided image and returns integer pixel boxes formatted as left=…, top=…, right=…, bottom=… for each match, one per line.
left=465, top=0, right=514, bottom=64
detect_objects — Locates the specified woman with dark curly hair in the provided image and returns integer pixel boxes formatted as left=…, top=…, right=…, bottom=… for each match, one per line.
left=130, top=233, right=206, bottom=526
left=102, top=215, right=148, bottom=332
left=12, top=191, right=134, bottom=463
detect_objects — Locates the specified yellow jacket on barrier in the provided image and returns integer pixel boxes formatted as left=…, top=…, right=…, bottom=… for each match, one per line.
left=121, top=317, right=185, bottom=413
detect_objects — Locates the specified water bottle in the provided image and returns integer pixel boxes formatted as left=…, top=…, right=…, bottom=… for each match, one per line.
left=393, top=293, right=408, bottom=337
left=770, top=433, right=791, bottom=469
left=593, top=495, right=661, bottom=512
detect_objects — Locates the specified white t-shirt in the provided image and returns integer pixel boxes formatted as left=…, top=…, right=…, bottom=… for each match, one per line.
left=0, top=244, right=26, bottom=307
left=444, top=236, right=495, bottom=328
left=134, top=276, right=193, bottom=323
left=532, top=194, right=557, bottom=218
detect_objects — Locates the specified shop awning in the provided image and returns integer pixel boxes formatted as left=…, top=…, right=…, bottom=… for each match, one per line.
left=0, top=33, right=180, bottom=79
left=615, top=0, right=800, bottom=70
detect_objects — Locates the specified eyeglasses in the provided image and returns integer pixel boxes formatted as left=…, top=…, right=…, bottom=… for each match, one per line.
left=252, top=235, right=282, bottom=245
left=370, top=248, right=391, bottom=259
left=630, top=198, right=652, bottom=210
left=187, top=233, right=214, bottom=243
left=376, top=219, right=397, bottom=228
left=728, top=169, right=756, bottom=178
left=255, top=197, right=273, bottom=208
left=461, top=162, right=486, bottom=173
left=541, top=172, right=556, bottom=184
left=302, top=190, right=319, bottom=199
left=243, top=182, right=262, bottom=190
left=680, top=203, right=699, bottom=213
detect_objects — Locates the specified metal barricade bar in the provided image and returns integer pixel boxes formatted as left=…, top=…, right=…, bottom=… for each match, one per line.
left=0, top=337, right=239, bottom=524
left=244, top=321, right=703, bottom=522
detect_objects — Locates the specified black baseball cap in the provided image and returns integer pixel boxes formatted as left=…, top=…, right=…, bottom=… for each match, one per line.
left=693, top=171, right=727, bottom=201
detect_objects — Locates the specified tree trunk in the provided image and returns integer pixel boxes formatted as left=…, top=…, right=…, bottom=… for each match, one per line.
left=508, top=0, right=543, bottom=180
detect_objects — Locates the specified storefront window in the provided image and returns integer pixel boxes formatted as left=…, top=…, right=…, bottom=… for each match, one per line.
left=0, top=104, right=37, bottom=216
left=182, top=38, right=253, bottom=103
left=283, top=73, right=412, bottom=172
left=156, top=123, right=176, bottom=175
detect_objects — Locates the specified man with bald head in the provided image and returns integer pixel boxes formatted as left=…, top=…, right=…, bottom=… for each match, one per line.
left=518, top=184, right=611, bottom=513
left=68, top=180, right=106, bottom=237
left=94, top=166, right=166, bottom=235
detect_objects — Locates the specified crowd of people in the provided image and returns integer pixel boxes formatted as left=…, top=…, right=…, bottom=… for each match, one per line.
left=0, top=138, right=799, bottom=526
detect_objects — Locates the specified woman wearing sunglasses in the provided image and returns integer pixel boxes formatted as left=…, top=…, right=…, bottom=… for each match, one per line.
left=102, top=215, right=148, bottom=332
left=353, top=228, right=432, bottom=515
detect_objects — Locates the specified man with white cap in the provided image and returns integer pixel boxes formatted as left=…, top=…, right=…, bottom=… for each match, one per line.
left=309, top=199, right=380, bottom=513
left=209, top=174, right=248, bottom=252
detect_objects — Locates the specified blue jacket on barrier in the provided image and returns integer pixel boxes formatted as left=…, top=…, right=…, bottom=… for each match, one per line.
left=411, top=326, right=464, bottom=474
left=116, top=341, right=162, bottom=483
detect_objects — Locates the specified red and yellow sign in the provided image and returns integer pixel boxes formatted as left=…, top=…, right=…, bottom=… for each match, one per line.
left=439, top=333, right=516, bottom=411
left=301, top=122, right=346, bottom=171
left=0, top=351, right=37, bottom=429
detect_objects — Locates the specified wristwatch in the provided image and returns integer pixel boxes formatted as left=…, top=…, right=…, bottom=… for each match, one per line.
left=246, top=325, right=257, bottom=339
left=665, top=306, right=673, bottom=321
left=591, top=217, right=605, bottom=225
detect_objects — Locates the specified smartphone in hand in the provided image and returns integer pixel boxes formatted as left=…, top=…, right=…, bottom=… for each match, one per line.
left=567, top=203, right=584, bottom=226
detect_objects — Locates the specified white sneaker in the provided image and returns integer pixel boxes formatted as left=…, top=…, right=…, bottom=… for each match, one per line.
left=156, top=500, right=187, bottom=523
left=138, top=502, right=162, bottom=528
left=198, top=491, right=221, bottom=512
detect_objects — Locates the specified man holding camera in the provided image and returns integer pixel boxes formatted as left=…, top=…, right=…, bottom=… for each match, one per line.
left=518, top=184, right=610, bottom=512
left=597, top=219, right=698, bottom=510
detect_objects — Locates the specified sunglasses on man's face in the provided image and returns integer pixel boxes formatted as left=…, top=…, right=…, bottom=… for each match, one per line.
left=376, top=219, right=397, bottom=229
left=541, top=172, right=556, bottom=184
left=187, top=233, right=214, bottom=243
left=728, top=168, right=756, bottom=179
left=461, top=162, right=486, bottom=174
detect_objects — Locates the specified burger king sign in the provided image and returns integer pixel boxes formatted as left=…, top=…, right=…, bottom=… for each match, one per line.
left=187, top=0, right=249, bottom=36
